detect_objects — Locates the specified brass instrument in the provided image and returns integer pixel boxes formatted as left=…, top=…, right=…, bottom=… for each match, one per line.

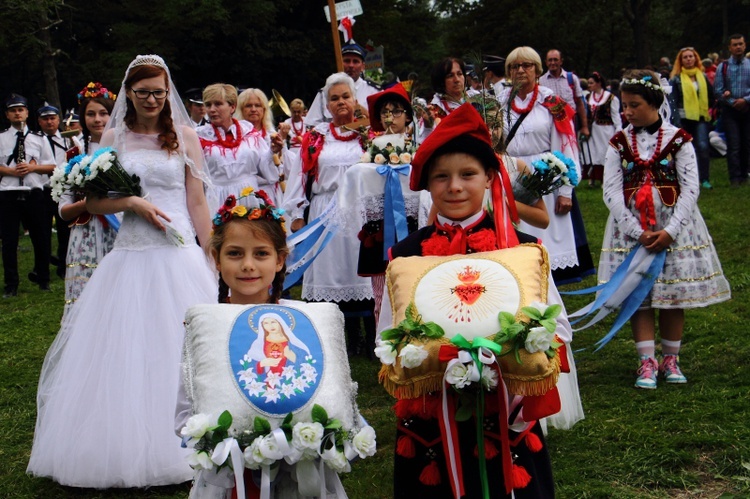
left=269, top=89, right=291, bottom=122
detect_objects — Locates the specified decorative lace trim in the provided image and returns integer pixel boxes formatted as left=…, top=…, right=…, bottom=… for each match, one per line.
left=302, top=286, right=374, bottom=303
left=549, top=252, right=579, bottom=270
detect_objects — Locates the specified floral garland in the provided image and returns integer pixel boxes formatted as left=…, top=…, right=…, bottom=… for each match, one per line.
left=212, top=187, right=286, bottom=233
left=77, top=82, right=116, bottom=103
left=181, top=404, right=376, bottom=474
left=621, top=75, right=665, bottom=93
left=359, top=137, right=415, bottom=165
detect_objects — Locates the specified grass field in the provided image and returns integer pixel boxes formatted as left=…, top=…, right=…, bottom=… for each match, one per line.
left=1, top=158, right=749, bottom=498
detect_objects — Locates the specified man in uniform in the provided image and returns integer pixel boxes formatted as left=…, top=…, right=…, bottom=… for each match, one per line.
left=0, top=94, right=56, bottom=296
left=305, top=41, right=380, bottom=126
left=185, top=88, right=208, bottom=127
left=482, top=55, right=506, bottom=96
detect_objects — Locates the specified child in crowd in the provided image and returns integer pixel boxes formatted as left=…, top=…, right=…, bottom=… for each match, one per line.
left=599, top=69, right=730, bottom=389
left=382, top=103, right=573, bottom=498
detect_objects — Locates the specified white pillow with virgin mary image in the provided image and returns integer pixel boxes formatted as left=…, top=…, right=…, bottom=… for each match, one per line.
left=183, top=301, right=361, bottom=432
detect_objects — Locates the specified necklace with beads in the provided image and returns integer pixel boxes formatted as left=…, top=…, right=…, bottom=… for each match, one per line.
left=292, top=119, right=304, bottom=137
left=211, top=119, right=243, bottom=149
left=630, top=126, right=663, bottom=168
left=591, top=90, right=605, bottom=105
left=511, top=84, right=539, bottom=115
left=329, top=123, right=359, bottom=142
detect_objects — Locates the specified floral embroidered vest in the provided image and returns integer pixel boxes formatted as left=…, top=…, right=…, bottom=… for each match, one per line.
left=609, top=128, right=691, bottom=207
left=592, top=95, right=614, bottom=126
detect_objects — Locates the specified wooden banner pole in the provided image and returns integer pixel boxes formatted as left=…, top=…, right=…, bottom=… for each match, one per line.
left=328, top=0, right=344, bottom=72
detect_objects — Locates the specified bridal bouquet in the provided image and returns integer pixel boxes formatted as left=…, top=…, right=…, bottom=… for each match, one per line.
left=513, top=151, right=580, bottom=205
left=50, top=147, right=184, bottom=245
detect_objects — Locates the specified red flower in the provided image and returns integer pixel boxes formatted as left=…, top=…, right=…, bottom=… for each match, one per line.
left=421, top=233, right=451, bottom=256
left=467, top=229, right=497, bottom=253
left=256, top=189, right=271, bottom=205
left=218, top=206, right=232, bottom=223
left=224, top=194, right=237, bottom=209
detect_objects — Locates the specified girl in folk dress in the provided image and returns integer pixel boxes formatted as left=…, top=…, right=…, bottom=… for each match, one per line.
left=599, top=70, right=730, bottom=389
left=585, top=72, right=622, bottom=186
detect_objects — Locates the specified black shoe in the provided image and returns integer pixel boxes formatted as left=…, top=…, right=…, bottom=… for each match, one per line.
left=39, top=283, right=51, bottom=291
left=28, top=271, right=38, bottom=284
left=56, top=266, right=66, bottom=279
left=3, top=288, right=18, bottom=298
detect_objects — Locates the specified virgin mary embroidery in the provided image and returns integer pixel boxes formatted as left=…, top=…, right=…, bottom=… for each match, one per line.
left=229, top=306, right=324, bottom=416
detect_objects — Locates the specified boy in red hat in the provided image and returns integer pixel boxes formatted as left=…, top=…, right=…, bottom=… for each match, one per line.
left=381, top=103, right=572, bottom=498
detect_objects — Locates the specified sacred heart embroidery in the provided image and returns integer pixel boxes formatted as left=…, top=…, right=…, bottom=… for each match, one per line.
left=414, top=258, right=521, bottom=341
left=451, top=266, right=486, bottom=307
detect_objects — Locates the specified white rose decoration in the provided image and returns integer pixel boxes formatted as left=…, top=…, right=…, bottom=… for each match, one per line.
left=181, top=413, right=213, bottom=442
left=351, top=426, right=377, bottom=458
left=525, top=326, right=553, bottom=353
left=399, top=152, right=412, bottom=164
left=374, top=339, right=397, bottom=365
left=187, top=450, right=214, bottom=470
left=388, top=152, right=400, bottom=164
left=360, top=152, right=372, bottom=163
left=244, top=438, right=279, bottom=468
left=321, top=447, right=351, bottom=473
left=258, top=434, right=285, bottom=462
left=292, top=422, right=324, bottom=455
left=445, top=362, right=472, bottom=389
left=374, top=154, right=386, bottom=164
left=480, top=365, right=499, bottom=390
left=398, top=343, right=428, bottom=369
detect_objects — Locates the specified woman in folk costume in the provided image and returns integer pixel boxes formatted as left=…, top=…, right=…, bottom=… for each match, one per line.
left=197, top=84, right=278, bottom=215
left=429, top=57, right=468, bottom=124
left=282, top=72, right=374, bottom=355
left=236, top=88, right=284, bottom=205
left=378, top=103, right=573, bottom=498
left=497, top=46, right=596, bottom=286
left=585, top=72, right=622, bottom=186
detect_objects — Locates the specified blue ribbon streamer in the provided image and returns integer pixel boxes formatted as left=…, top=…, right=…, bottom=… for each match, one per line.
left=283, top=212, right=338, bottom=291
left=103, top=214, right=120, bottom=232
left=376, top=164, right=410, bottom=260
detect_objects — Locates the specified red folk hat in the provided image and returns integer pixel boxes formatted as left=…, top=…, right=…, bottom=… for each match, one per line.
left=409, top=102, right=497, bottom=191
left=366, top=83, right=412, bottom=133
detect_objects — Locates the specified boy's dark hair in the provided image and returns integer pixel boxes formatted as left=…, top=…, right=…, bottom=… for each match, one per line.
left=620, top=69, right=664, bottom=109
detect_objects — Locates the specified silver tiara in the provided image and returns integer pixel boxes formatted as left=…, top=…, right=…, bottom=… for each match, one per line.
left=129, top=54, right=167, bottom=70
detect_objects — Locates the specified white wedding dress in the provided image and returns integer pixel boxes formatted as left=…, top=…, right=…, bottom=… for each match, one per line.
left=28, top=130, right=216, bottom=488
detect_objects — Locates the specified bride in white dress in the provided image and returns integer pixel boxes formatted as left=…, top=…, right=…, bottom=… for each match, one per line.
left=27, top=55, right=216, bottom=488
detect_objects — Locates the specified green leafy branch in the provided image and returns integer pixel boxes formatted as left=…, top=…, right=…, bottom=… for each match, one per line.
left=379, top=303, right=445, bottom=348
left=492, top=304, right=563, bottom=364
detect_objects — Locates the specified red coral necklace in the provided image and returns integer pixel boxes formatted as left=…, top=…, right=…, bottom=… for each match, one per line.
left=329, top=123, right=359, bottom=142
left=511, top=85, right=539, bottom=115
left=211, top=119, right=243, bottom=149
left=630, top=126, right=664, bottom=168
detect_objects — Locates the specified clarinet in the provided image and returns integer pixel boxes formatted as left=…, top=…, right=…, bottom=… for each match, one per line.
left=16, top=134, right=27, bottom=200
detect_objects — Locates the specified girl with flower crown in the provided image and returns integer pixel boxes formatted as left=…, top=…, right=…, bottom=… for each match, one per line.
left=599, top=69, right=730, bottom=389
left=28, top=55, right=216, bottom=488
left=57, top=83, right=118, bottom=317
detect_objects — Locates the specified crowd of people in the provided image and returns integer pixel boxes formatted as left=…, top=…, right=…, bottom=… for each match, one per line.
left=0, top=32, right=742, bottom=497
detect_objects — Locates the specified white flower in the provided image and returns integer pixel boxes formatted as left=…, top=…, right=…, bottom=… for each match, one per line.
left=238, top=368, right=257, bottom=384
left=69, top=163, right=81, bottom=181
left=292, top=422, right=324, bottom=453
left=181, top=413, right=213, bottom=440
left=481, top=365, right=499, bottom=390
left=282, top=366, right=296, bottom=380
left=187, top=450, right=214, bottom=470
left=360, top=152, right=372, bottom=163
left=280, top=384, right=296, bottom=398
left=321, top=447, right=351, bottom=473
left=264, top=387, right=280, bottom=403
left=374, top=154, right=386, bottom=165
left=79, top=156, right=92, bottom=168
left=528, top=301, right=549, bottom=316
left=300, top=363, right=316, bottom=376
left=399, top=152, right=412, bottom=164
left=292, top=377, right=308, bottom=391
left=351, top=426, right=377, bottom=458
left=388, top=152, right=400, bottom=164
left=445, top=362, right=472, bottom=389
left=266, top=372, right=281, bottom=388
left=398, top=343, right=428, bottom=369
left=525, top=326, right=553, bottom=353
left=374, top=339, right=397, bottom=365
left=246, top=379, right=265, bottom=397
left=243, top=439, right=266, bottom=469
left=258, top=434, right=285, bottom=461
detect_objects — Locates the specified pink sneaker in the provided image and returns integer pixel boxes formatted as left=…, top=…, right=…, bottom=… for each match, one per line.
left=635, top=355, right=658, bottom=389
left=660, top=355, right=688, bottom=384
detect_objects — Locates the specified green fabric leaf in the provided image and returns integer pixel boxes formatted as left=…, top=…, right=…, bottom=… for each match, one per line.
left=311, top=404, right=328, bottom=425
left=405, top=302, right=417, bottom=322
left=421, top=322, right=445, bottom=339
left=253, top=416, right=271, bottom=435
left=217, top=410, right=232, bottom=430
left=455, top=403, right=474, bottom=422
left=540, top=318, right=557, bottom=333
left=543, top=304, right=562, bottom=319
left=521, top=306, right=543, bottom=321
left=498, top=311, right=516, bottom=329
left=380, top=328, right=402, bottom=341
left=325, top=419, right=343, bottom=430
left=282, top=412, right=293, bottom=427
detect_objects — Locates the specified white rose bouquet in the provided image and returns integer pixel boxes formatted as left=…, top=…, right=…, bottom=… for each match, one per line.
left=50, top=147, right=142, bottom=203
left=514, top=151, right=580, bottom=204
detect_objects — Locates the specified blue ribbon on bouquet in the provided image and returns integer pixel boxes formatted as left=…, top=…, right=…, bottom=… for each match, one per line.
left=560, top=244, right=667, bottom=350
left=376, top=164, right=410, bottom=260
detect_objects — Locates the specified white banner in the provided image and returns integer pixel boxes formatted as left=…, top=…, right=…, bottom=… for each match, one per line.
left=324, top=0, right=363, bottom=23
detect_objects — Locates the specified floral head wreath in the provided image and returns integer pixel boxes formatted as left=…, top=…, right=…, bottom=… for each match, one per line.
left=77, top=82, right=116, bottom=103
left=620, top=75, right=665, bottom=93
left=212, top=187, right=286, bottom=233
